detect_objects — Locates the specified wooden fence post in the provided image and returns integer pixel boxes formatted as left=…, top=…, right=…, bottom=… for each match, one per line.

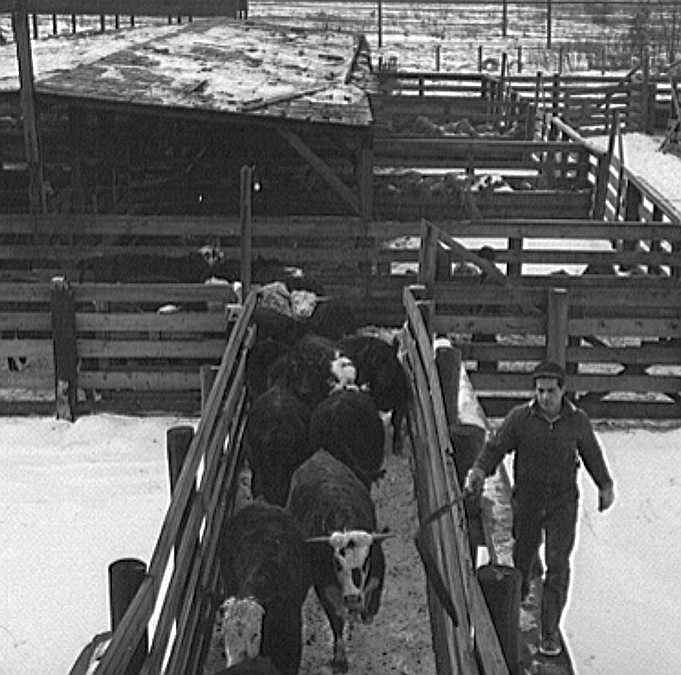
left=551, top=72, right=561, bottom=125
left=592, top=113, right=616, bottom=220
left=546, top=0, right=552, bottom=48
left=377, top=0, right=382, bottom=49
left=502, top=0, right=508, bottom=37
left=240, top=164, right=253, bottom=298
left=434, top=339, right=461, bottom=430
left=50, top=277, right=78, bottom=421
left=418, top=219, right=438, bottom=288
left=546, top=287, right=568, bottom=369
left=108, top=558, right=148, bottom=674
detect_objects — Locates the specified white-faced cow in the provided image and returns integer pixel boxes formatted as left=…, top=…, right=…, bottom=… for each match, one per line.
left=218, top=502, right=311, bottom=675
left=286, top=450, right=391, bottom=673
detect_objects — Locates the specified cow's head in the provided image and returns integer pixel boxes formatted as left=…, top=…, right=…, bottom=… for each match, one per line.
left=306, top=529, right=393, bottom=623
left=219, top=596, right=264, bottom=668
left=199, top=243, right=225, bottom=267
left=328, top=351, right=358, bottom=393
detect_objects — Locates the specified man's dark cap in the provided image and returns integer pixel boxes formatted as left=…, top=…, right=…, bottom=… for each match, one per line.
left=532, top=361, right=566, bottom=385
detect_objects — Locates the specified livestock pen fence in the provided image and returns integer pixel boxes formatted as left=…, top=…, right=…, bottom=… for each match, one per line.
left=70, top=292, right=257, bottom=675
left=377, top=69, right=677, bottom=136
left=67, top=285, right=516, bottom=675
left=416, top=219, right=681, bottom=419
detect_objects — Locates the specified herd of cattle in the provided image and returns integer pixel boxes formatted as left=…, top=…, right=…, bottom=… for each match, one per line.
left=213, top=292, right=411, bottom=674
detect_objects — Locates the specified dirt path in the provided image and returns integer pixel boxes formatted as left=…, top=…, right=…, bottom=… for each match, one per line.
left=204, top=450, right=436, bottom=674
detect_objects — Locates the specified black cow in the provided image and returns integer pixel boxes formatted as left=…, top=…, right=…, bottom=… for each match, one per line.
left=267, top=333, right=357, bottom=410
left=308, top=388, right=385, bottom=488
left=286, top=450, right=390, bottom=673
left=338, top=334, right=410, bottom=454
left=306, top=298, right=358, bottom=341
left=213, top=656, right=283, bottom=674
left=77, top=245, right=224, bottom=283
left=244, top=385, right=313, bottom=507
left=245, top=338, right=292, bottom=403
left=218, top=502, right=311, bottom=675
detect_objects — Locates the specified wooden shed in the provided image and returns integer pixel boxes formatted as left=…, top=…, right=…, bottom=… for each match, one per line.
left=0, top=17, right=375, bottom=218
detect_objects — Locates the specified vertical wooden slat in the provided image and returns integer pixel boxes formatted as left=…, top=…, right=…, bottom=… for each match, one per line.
left=50, top=276, right=78, bottom=421
left=239, top=165, right=252, bottom=298
left=13, top=0, right=47, bottom=214
left=546, top=287, right=568, bottom=368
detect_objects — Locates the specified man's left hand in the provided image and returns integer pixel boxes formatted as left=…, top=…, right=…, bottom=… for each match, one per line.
left=598, top=484, right=615, bottom=512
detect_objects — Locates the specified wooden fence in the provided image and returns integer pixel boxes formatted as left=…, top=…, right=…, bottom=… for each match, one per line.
left=417, top=219, right=681, bottom=419
left=401, top=284, right=509, bottom=675
left=377, top=70, right=673, bottom=135
left=69, top=291, right=255, bottom=675
left=0, top=278, right=238, bottom=415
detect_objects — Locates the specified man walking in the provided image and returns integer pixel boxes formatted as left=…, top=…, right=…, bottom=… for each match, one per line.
left=464, top=361, right=615, bottom=657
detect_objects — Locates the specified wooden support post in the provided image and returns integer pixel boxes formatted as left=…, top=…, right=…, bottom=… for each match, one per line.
left=50, top=277, right=78, bottom=421
left=478, top=45, right=483, bottom=72
left=13, top=1, right=47, bottom=215
left=517, top=45, right=523, bottom=73
left=240, top=164, right=253, bottom=299
left=502, top=0, right=508, bottom=37
left=546, top=287, right=568, bottom=369
left=435, top=44, right=441, bottom=71
left=377, top=0, right=383, bottom=49
left=100, top=14, right=105, bottom=31
left=108, top=558, right=148, bottom=674
left=357, top=133, right=374, bottom=220
left=551, top=72, right=561, bottom=124
left=507, top=237, right=522, bottom=277
left=71, top=14, right=76, bottom=32
left=435, top=338, right=461, bottom=429
left=418, top=219, right=438, bottom=288
left=31, top=12, right=37, bottom=38
left=435, top=242, right=452, bottom=282
left=51, top=13, right=57, bottom=34
left=641, top=45, right=650, bottom=133
left=546, top=0, right=552, bottom=48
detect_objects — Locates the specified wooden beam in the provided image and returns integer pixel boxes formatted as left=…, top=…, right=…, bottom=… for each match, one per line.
left=277, top=127, right=361, bottom=216
left=13, top=0, right=46, bottom=215
left=20, top=0, right=241, bottom=15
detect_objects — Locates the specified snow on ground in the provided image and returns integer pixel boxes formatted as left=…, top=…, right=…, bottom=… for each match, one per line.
left=588, top=132, right=681, bottom=218
left=0, top=414, right=197, bottom=675
left=2, top=414, right=681, bottom=674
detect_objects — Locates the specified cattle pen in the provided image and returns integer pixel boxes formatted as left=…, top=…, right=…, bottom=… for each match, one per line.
left=0, top=2, right=680, bottom=674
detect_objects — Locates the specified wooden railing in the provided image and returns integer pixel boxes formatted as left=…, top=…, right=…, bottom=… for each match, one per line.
left=401, top=284, right=509, bottom=675
left=416, top=219, right=681, bottom=419
left=78, top=291, right=256, bottom=675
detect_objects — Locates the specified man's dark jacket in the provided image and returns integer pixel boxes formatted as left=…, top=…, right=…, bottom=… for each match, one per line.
left=473, top=398, right=613, bottom=502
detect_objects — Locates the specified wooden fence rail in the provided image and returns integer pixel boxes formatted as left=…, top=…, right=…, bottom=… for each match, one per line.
left=417, top=219, right=681, bottom=419
left=80, top=290, right=256, bottom=675
left=401, top=284, right=509, bottom=675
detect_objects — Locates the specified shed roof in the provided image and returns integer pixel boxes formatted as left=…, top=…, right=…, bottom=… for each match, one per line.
left=0, top=19, right=373, bottom=126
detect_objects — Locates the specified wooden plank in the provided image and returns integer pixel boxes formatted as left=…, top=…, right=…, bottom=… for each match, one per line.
left=433, top=315, right=545, bottom=334
left=75, top=313, right=226, bottom=332
left=569, top=317, right=681, bottom=337
left=277, top=127, right=361, bottom=216
left=471, top=372, right=681, bottom=393
left=0, top=312, right=51, bottom=330
left=0, top=370, right=54, bottom=387
left=0, top=339, right=51, bottom=357
left=21, top=0, right=240, bottom=15
left=77, top=338, right=225, bottom=359
left=78, top=371, right=200, bottom=390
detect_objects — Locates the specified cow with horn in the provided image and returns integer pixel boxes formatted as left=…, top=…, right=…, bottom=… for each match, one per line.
left=286, top=449, right=393, bottom=673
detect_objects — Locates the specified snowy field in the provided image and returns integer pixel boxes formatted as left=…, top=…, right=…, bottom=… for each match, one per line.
left=2, top=414, right=681, bottom=674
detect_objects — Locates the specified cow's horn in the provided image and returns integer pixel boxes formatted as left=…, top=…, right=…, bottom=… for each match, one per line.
left=305, top=535, right=331, bottom=544
left=372, top=532, right=396, bottom=542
